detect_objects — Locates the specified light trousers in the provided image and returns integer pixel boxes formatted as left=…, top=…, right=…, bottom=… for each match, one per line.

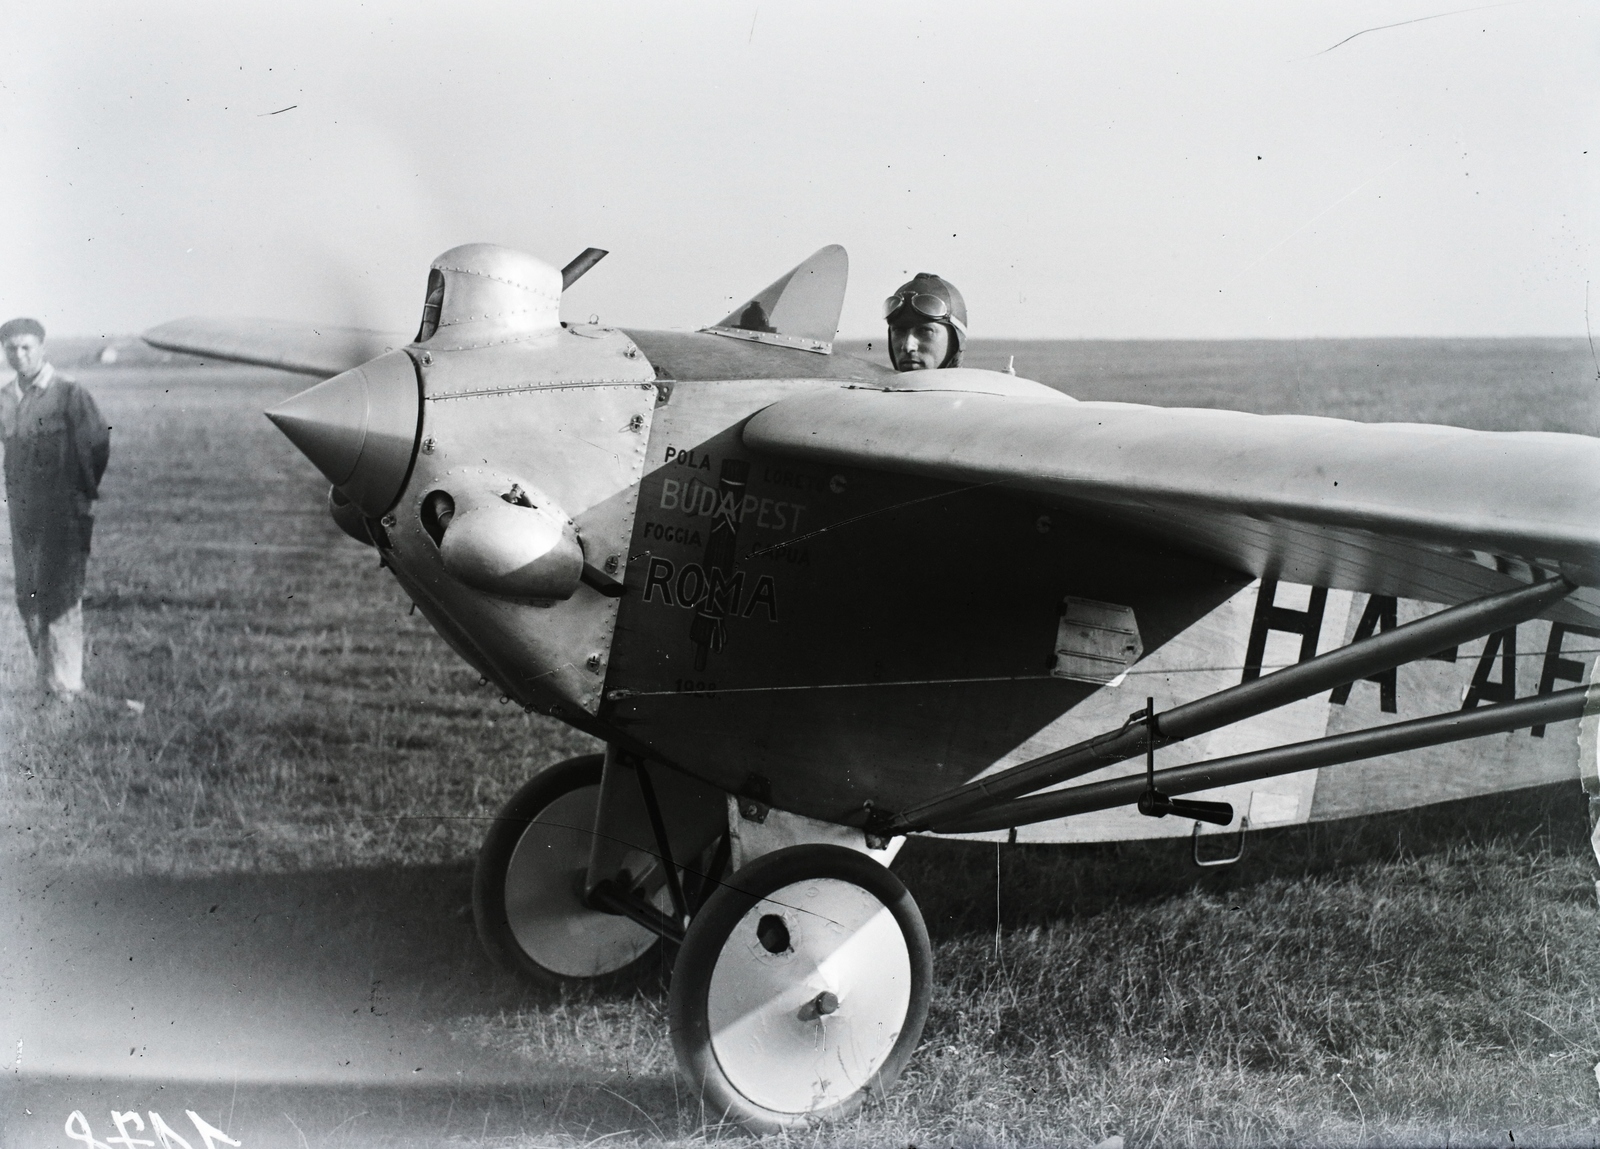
left=23, top=599, right=84, bottom=695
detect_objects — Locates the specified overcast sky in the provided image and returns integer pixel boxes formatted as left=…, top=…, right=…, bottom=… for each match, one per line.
left=4, top=1, right=1593, bottom=339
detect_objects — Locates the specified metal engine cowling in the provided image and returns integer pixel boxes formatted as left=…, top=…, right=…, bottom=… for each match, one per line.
left=428, top=479, right=584, bottom=601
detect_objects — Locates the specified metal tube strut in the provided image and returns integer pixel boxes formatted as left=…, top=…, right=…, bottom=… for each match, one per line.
left=933, top=686, right=1592, bottom=835
left=690, top=831, right=733, bottom=916
left=631, top=756, right=688, bottom=923
left=886, top=576, right=1574, bottom=835
left=586, top=880, right=687, bottom=944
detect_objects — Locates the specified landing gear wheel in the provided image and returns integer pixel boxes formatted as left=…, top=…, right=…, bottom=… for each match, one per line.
left=668, top=843, right=933, bottom=1133
left=473, top=754, right=667, bottom=992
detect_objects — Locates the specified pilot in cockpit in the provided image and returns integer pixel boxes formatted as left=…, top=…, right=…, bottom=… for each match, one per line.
left=884, top=273, right=967, bottom=371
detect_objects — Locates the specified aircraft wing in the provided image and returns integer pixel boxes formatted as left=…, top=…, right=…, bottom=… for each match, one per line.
left=142, top=317, right=409, bottom=378
left=741, top=380, right=1600, bottom=627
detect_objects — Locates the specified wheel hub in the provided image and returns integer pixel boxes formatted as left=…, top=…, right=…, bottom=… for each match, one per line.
left=706, top=879, right=912, bottom=1113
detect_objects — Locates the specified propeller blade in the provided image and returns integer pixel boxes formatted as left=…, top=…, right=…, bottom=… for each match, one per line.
left=560, top=248, right=608, bottom=290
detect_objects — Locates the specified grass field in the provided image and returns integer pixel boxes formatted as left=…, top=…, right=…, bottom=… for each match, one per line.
left=3, top=341, right=1599, bottom=1147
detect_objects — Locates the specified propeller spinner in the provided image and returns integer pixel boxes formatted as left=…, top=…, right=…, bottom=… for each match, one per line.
left=265, top=349, right=421, bottom=518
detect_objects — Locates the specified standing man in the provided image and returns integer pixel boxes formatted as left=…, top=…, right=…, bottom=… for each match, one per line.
left=884, top=272, right=967, bottom=371
left=0, top=318, right=110, bottom=698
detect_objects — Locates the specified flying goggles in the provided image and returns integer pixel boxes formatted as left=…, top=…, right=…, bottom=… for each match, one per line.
left=884, top=291, right=967, bottom=333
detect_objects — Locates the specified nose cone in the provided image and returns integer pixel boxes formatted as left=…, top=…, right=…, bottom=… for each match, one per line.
left=267, top=349, right=421, bottom=517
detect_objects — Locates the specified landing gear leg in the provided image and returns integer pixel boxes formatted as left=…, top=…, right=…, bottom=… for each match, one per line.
left=667, top=843, right=933, bottom=1133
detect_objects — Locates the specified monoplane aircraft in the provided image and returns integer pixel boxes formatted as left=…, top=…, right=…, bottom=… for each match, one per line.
left=145, top=243, right=1600, bottom=1133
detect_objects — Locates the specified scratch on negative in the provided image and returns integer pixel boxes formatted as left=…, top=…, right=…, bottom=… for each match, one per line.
left=1586, top=282, right=1600, bottom=382
left=260, top=105, right=298, bottom=116
left=741, top=478, right=1007, bottom=563
left=518, top=661, right=576, bottom=687
left=611, top=673, right=1058, bottom=699
left=556, top=428, right=620, bottom=458
left=1312, top=2, right=1521, bottom=56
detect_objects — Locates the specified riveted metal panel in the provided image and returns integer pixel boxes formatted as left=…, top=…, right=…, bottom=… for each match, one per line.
left=1052, top=597, right=1144, bottom=684
left=381, top=325, right=657, bottom=717
left=420, top=324, right=651, bottom=398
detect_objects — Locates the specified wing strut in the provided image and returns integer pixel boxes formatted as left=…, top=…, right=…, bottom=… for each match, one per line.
left=935, top=686, right=1590, bottom=836
left=873, top=576, right=1577, bottom=839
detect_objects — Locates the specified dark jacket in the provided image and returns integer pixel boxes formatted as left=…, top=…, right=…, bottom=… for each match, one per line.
left=2, top=365, right=111, bottom=619
left=1, top=365, right=110, bottom=524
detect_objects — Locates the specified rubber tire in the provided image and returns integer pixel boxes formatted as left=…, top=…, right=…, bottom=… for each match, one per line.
left=668, top=843, right=933, bottom=1133
left=472, top=754, right=668, bottom=993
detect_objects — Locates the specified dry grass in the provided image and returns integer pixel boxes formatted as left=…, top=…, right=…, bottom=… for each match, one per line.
left=889, top=827, right=1600, bottom=1147
left=3, top=349, right=1599, bottom=1147
left=0, top=367, right=597, bottom=876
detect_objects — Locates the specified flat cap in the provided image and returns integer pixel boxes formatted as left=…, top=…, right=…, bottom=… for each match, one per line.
left=0, top=317, right=45, bottom=342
